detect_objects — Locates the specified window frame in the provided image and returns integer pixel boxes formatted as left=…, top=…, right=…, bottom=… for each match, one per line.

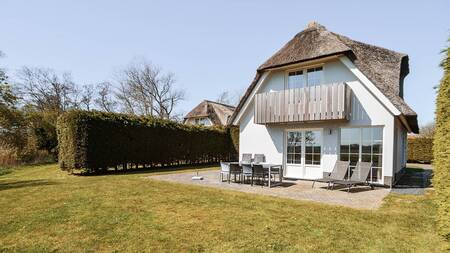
left=285, top=128, right=323, bottom=167
left=284, top=64, right=324, bottom=90
left=339, top=126, right=384, bottom=183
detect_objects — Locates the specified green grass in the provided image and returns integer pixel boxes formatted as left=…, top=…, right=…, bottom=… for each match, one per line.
left=0, top=164, right=446, bottom=252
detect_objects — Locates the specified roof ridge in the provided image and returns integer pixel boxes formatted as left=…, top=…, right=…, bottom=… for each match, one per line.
left=330, top=31, right=407, bottom=57
left=204, top=99, right=236, bottom=108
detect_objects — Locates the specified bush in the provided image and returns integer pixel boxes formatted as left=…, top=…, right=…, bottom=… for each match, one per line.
left=407, top=137, right=433, bottom=163
left=57, top=110, right=238, bottom=172
left=229, top=126, right=239, bottom=153
left=433, top=43, right=450, bottom=243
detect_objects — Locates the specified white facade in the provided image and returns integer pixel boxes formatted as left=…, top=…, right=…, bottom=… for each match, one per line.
left=236, top=56, right=408, bottom=186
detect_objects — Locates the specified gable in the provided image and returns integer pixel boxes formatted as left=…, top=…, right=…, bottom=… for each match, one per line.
left=229, top=22, right=418, bottom=133
left=185, top=100, right=235, bottom=126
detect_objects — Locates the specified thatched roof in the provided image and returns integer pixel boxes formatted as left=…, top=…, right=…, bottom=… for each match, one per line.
left=184, top=100, right=235, bottom=126
left=230, top=22, right=418, bottom=133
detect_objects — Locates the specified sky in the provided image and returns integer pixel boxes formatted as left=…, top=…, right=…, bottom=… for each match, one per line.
left=2, top=0, right=449, bottom=126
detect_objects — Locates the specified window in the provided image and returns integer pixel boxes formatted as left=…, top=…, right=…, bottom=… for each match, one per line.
left=307, top=67, right=323, bottom=86
left=286, top=130, right=321, bottom=165
left=287, top=66, right=323, bottom=89
left=340, top=127, right=383, bottom=182
left=305, top=130, right=321, bottom=165
left=194, top=117, right=210, bottom=126
left=287, top=70, right=305, bottom=89
left=287, top=132, right=302, bottom=164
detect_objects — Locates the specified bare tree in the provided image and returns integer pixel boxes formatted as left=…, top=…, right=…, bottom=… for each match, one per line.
left=17, top=67, right=77, bottom=113
left=216, top=91, right=231, bottom=105
left=419, top=122, right=435, bottom=138
left=216, top=90, right=241, bottom=106
left=79, top=84, right=95, bottom=111
left=115, top=61, right=185, bottom=119
left=95, top=82, right=117, bottom=112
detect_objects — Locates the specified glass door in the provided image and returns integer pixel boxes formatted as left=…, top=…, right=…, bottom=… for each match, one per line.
left=340, top=127, right=383, bottom=183
left=285, top=130, right=322, bottom=179
left=285, top=131, right=303, bottom=178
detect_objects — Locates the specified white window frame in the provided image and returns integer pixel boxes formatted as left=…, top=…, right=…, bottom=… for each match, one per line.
left=194, top=117, right=211, bottom=126
left=284, top=128, right=323, bottom=168
left=339, top=126, right=384, bottom=183
left=284, top=64, right=324, bottom=90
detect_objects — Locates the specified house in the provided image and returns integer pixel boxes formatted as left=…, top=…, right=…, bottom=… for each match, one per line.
left=229, top=22, right=419, bottom=186
left=184, top=100, right=235, bottom=126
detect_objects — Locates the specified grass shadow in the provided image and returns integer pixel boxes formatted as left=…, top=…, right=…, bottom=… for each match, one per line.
left=0, top=168, right=12, bottom=176
left=72, top=163, right=220, bottom=177
left=0, top=179, right=59, bottom=191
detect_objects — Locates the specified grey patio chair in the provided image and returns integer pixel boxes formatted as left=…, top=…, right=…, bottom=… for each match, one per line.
left=312, top=161, right=350, bottom=189
left=220, top=162, right=230, bottom=182
left=253, top=154, right=265, bottom=164
left=332, top=161, right=374, bottom=193
left=229, top=163, right=242, bottom=184
left=252, top=164, right=268, bottom=187
left=241, top=153, right=252, bottom=164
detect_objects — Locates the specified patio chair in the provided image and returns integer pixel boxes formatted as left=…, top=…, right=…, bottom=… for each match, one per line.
left=332, top=161, right=374, bottom=193
left=252, top=164, right=268, bottom=186
left=220, top=162, right=230, bottom=183
left=241, top=153, right=252, bottom=164
left=312, top=161, right=350, bottom=189
left=253, top=154, right=265, bottom=164
left=229, top=163, right=242, bottom=183
left=241, top=163, right=253, bottom=184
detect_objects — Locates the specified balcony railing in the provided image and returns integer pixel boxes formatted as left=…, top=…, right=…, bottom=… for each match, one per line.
left=254, top=82, right=351, bottom=124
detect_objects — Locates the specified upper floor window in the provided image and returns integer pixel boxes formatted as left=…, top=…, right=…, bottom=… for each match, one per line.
left=307, top=67, right=323, bottom=86
left=287, top=70, right=305, bottom=89
left=194, top=117, right=211, bottom=126
left=287, top=66, right=323, bottom=89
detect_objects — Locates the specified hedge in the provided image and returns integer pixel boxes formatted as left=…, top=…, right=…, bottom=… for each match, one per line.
left=407, top=137, right=433, bottom=163
left=57, top=110, right=238, bottom=172
left=433, top=43, right=450, bottom=243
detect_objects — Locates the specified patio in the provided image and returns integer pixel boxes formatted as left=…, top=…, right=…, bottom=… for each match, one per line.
left=148, top=169, right=391, bottom=210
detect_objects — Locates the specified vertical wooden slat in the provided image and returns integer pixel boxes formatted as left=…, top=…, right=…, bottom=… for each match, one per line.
left=334, top=83, right=338, bottom=118
left=254, top=94, right=258, bottom=123
left=253, top=82, right=349, bottom=124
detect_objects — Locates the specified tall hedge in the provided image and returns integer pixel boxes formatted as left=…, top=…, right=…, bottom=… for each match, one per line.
left=407, top=137, right=433, bottom=163
left=433, top=42, right=450, bottom=242
left=57, top=110, right=238, bottom=172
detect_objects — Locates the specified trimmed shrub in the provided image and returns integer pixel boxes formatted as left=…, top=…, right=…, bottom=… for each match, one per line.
left=433, top=43, right=450, bottom=243
left=229, top=126, right=239, bottom=154
left=57, top=110, right=238, bottom=172
left=407, top=137, right=433, bottom=163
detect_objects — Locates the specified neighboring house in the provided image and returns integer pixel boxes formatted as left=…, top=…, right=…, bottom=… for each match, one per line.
left=229, top=22, right=419, bottom=186
left=184, top=100, right=235, bottom=126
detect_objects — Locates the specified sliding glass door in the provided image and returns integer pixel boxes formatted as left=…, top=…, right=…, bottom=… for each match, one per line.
left=340, top=127, right=383, bottom=183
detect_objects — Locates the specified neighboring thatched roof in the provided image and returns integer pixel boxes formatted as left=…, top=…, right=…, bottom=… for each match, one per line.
left=184, top=100, right=235, bottom=126
left=230, top=22, right=418, bottom=133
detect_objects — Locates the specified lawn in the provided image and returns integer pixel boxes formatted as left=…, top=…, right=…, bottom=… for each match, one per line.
left=0, top=164, right=446, bottom=252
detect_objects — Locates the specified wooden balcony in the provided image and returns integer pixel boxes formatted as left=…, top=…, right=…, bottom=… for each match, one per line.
left=254, top=83, right=351, bottom=124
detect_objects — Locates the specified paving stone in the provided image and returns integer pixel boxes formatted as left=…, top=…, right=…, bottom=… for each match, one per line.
left=148, top=170, right=390, bottom=210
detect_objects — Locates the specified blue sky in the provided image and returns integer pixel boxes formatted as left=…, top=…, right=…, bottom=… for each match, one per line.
left=2, top=0, right=449, bottom=125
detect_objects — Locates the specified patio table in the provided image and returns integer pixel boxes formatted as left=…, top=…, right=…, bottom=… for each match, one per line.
left=229, top=162, right=283, bottom=188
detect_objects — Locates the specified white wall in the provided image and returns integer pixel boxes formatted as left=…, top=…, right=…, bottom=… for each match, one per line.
left=239, top=102, right=284, bottom=164
left=393, top=118, right=407, bottom=175
left=238, top=58, right=396, bottom=184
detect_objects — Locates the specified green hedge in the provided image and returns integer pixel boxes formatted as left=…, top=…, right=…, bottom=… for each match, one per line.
left=407, top=137, right=433, bottom=163
left=57, top=110, right=238, bottom=172
left=433, top=43, right=450, bottom=243
left=229, top=126, right=239, bottom=153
